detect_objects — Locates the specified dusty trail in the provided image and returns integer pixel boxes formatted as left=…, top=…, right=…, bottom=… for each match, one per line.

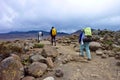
left=41, top=41, right=120, bottom=80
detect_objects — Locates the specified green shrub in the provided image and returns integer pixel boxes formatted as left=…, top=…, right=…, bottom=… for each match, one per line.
left=33, top=43, right=44, bottom=48
left=21, top=58, right=30, bottom=65
left=104, top=40, right=113, bottom=45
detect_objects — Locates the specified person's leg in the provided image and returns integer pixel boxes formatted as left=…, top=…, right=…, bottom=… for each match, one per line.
left=39, top=37, right=41, bottom=42
left=38, top=35, right=40, bottom=43
left=51, top=36, right=53, bottom=45
left=40, top=36, right=42, bottom=41
left=54, top=36, right=56, bottom=46
left=85, top=42, right=91, bottom=60
left=80, top=44, right=84, bottom=56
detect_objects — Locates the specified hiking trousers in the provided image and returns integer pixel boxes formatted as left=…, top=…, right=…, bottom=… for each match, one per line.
left=51, top=36, right=56, bottom=46
left=38, top=36, right=42, bottom=42
left=80, top=42, right=91, bottom=59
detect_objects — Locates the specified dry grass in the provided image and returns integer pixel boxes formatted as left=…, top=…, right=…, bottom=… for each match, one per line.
left=0, top=42, right=24, bottom=58
left=33, top=43, right=44, bottom=48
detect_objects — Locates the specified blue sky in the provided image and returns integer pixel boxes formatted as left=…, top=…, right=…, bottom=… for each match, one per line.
left=0, top=0, right=120, bottom=33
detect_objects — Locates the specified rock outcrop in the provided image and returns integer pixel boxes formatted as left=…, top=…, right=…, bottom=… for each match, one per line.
left=27, top=62, right=47, bottom=77
left=0, top=54, right=24, bottom=80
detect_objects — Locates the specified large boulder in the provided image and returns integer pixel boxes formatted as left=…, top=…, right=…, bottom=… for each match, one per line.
left=41, top=45, right=58, bottom=58
left=30, top=54, right=46, bottom=63
left=89, top=42, right=102, bottom=51
left=0, top=54, right=24, bottom=80
left=27, top=62, right=47, bottom=77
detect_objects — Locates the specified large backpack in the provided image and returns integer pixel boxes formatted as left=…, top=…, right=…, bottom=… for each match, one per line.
left=83, top=27, right=92, bottom=42
left=84, top=27, right=92, bottom=36
left=52, top=28, right=57, bottom=36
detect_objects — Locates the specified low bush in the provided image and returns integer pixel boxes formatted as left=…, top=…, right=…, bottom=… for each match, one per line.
left=0, top=42, right=24, bottom=59
left=104, top=40, right=113, bottom=45
left=33, top=43, right=44, bottom=48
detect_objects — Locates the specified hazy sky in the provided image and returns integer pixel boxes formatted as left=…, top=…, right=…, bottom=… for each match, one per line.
left=0, top=0, right=120, bottom=33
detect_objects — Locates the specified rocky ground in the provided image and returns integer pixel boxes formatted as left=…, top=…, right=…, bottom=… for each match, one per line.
left=0, top=30, right=120, bottom=80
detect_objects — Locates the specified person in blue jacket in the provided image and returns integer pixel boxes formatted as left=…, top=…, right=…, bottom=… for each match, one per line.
left=79, top=29, right=92, bottom=61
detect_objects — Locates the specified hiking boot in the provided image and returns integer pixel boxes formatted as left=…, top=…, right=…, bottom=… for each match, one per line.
left=87, top=58, right=91, bottom=61
left=79, top=55, right=84, bottom=57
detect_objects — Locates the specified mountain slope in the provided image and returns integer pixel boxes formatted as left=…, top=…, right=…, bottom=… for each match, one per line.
left=0, top=30, right=69, bottom=39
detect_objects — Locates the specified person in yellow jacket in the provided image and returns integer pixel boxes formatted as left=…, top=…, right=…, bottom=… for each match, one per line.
left=50, top=26, right=57, bottom=46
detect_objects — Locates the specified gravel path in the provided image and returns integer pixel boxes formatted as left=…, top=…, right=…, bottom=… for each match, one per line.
left=41, top=41, right=120, bottom=80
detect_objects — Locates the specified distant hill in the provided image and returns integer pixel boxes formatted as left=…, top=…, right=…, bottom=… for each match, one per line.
left=0, top=30, right=69, bottom=40
left=71, top=30, right=82, bottom=35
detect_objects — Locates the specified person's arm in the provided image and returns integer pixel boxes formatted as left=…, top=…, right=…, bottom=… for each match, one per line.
left=42, top=32, right=43, bottom=36
left=79, top=33, right=81, bottom=43
left=56, top=29, right=57, bottom=35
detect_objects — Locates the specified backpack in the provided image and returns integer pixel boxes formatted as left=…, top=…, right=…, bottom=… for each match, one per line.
left=84, top=27, right=92, bottom=36
left=52, top=28, right=57, bottom=36
left=83, top=27, right=92, bottom=42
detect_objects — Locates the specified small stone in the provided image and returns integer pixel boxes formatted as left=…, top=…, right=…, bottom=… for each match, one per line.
left=59, top=53, right=63, bottom=55
left=91, top=74, right=100, bottom=77
left=101, top=54, right=107, bottom=59
left=116, top=62, right=120, bottom=66
left=55, top=69, right=64, bottom=77
left=43, top=77, right=54, bottom=80
left=62, top=60, right=67, bottom=64
left=22, top=76, right=35, bottom=80
left=77, top=69, right=80, bottom=72
left=46, top=57, right=54, bottom=68
left=62, top=58, right=68, bottom=64
left=59, top=63, right=63, bottom=66
left=115, top=53, right=120, bottom=60
left=74, top=47, right=80, bottom=52
left=96, top=50, right=103, bottom=56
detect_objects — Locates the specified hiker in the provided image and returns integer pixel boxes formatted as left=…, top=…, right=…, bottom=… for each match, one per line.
left=50, top=26, right=57, bottom=46
left=38, top=31, right=43, bottom=43
left=79, top=27, right=92, bottom=61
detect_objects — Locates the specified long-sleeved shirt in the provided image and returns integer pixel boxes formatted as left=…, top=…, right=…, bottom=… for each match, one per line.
left=79, top=31, right=84, bottom=43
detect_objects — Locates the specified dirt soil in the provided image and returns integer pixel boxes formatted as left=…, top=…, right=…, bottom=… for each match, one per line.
left=39, top=41, right=120, bottom=80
